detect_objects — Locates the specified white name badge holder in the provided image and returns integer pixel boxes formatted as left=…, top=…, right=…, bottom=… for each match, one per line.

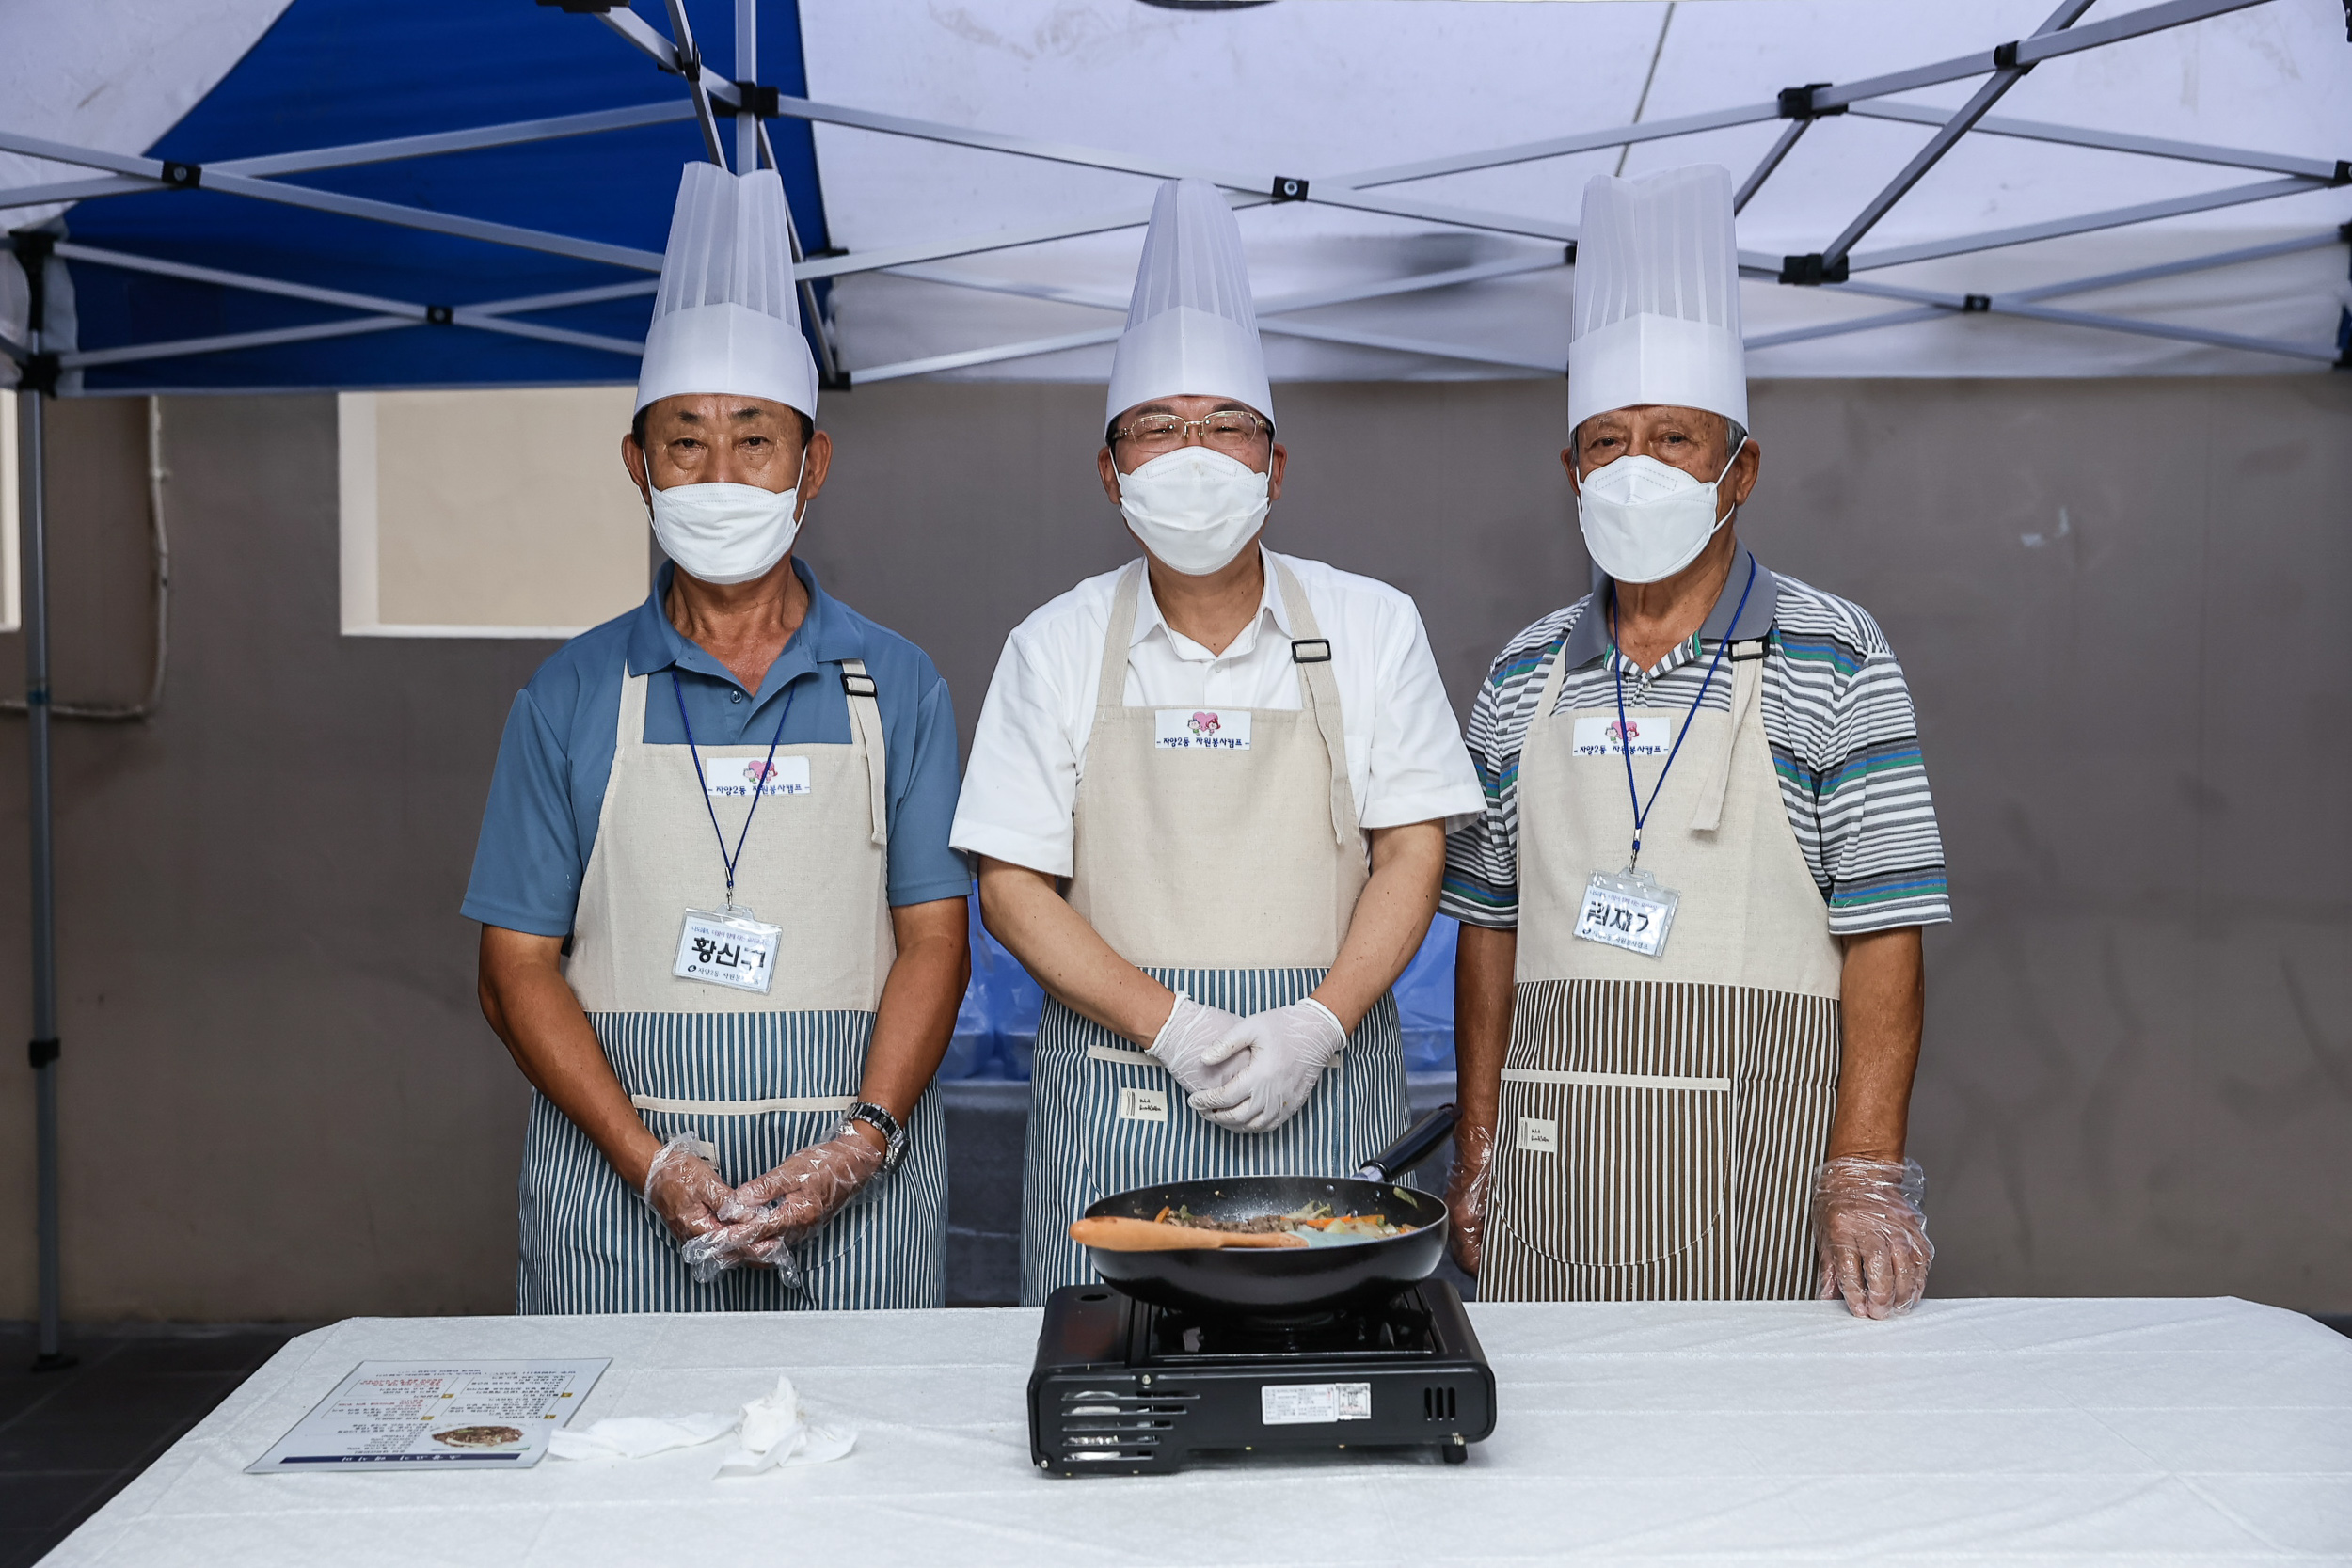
left=674, top=903, right=782, bottom=993
left=667, top=670, right=799, bottom=995
left=1572, top=561, right=1756, bottom=964
left=1575, top=867, right=1679, bottom=959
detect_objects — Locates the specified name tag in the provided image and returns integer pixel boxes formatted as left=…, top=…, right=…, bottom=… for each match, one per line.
left=674, top=908, right=781, bottom=992
left=1573, top=868, right=1680, bottom=959
left=1516, top=1117, right=1558, bottom=1154
left=1154, top=709, right=1252, bottom=752
left=1572, top=714, right=1676, bottom=758
left=704, top=755, right=811, bottom=798
left=1117, top=1086, right=1169, bottom=1123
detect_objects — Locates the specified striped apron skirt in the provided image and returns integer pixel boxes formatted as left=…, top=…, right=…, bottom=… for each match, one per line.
left=1482, top=630, right=1845, bottom=1301
left=1017, top=560, right=1410, bottom=1305
left=516, top=659, right=946, bottom=1313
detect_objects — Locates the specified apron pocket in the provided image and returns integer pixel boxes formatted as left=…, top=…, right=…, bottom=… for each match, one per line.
left=1493, top=1068, right=1731, bottom=1268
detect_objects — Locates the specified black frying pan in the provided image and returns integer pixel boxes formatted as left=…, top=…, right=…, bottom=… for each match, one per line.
left=1078, top=1104, right=1458, bottom=1316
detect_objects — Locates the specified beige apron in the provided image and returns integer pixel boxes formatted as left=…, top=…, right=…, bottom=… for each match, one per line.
left=1481, top=620, right=1844, bottom=1301
left=1018, top=558, right=1408, bottom=1303
left=564, top=664, right=895, bottom=1014
left=517, top=659, right=946, bottom=1313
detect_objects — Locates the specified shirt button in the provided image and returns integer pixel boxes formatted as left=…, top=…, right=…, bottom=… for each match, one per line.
left=729, top=689, right=744, bottom=704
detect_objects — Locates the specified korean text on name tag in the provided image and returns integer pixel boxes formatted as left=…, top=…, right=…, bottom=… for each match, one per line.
left=704, top=756, right=812, bottom=798
left=1571, top=714, right=1676, bottom=758
left=1154, top=709, right=1252, bottom=751
left=1573, top=871, right=1678, bottom=959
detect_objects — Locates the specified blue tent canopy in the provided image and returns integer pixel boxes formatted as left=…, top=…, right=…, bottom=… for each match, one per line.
left=43, top=0, right=830, bottom=393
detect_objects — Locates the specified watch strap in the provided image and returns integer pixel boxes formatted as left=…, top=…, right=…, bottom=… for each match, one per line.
left=845, top=1101, right=908, bottom=1172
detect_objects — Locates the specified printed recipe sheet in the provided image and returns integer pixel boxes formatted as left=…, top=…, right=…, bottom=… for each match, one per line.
left=246, top=1359, right=609, bottom=1471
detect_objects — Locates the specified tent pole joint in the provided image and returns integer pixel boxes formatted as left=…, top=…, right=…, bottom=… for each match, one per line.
left=1780, top=252, right=1850, bottom=286
left=733, top=82, right=780, bottom=118
left=9, top=230, right=60, bottom=393
left=17, top=354, right=59, bottom=398
left=1777, top=84, right=1845, bottom=120
left=2332, top=162, right=2351, bottom=187
left=1992, top=40, right=2036, bottom=73
left=158, top=162, right=201, bottom=190
left=27, top=1037, right=56, bottom=1069
left=1963, top=293, right=1993, bottom=312
left=1270, top=176, right=1310, bottom=202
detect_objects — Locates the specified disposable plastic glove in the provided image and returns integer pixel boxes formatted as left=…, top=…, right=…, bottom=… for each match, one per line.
left=1812, top=1155, right=1934, bottom=1320
left=681, top=1128, right=885, bottom=1286
left=1443, top=1120, right=1496, bottom=1275
left=1146, top=994, right=1250, bottom=1098
left=642, top=1135, right=735, bottom=1243
left=1187, top=998, right=1349, bottom=1133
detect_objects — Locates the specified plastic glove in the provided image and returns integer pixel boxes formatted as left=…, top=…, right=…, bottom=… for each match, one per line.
left=1443, top=1120, right=1496, bottom=1275
left=1812, top=1154, right=1934, bottom=1320
left=643, top=1135, right=736, bottom=1243
left=680, top=1127, right=885, bottom=1285
left=1145, top=994, right=1250, bottom=1098
left=1186, top=998, right=1349, bottom=1134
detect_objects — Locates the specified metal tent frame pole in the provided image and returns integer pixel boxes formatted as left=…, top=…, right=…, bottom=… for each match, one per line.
left=10, top=230, right=67, bottom=1372
left=0, top=0, right=2337, bottom=388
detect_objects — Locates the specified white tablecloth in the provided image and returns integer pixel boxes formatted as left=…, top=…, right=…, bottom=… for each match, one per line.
left=43, top=1298, right=2352, bottom=1566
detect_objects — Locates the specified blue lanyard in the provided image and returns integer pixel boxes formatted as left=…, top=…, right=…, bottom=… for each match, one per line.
left=1609, top=556, right=1757, bottom=869
left=672, top=670, right=798, bottom=908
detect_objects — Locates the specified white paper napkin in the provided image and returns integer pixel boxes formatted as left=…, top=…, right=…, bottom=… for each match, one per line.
left=550, top=1374, right=856, bottom=1476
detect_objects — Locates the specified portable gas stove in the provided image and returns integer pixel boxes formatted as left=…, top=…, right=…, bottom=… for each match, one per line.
left=1027, top=1278, right=1496, bottom=1475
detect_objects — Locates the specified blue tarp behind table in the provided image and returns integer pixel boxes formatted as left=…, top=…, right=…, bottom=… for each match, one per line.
left=940, top=893, right=1459, bottom=1082
left=60, top=0, right=828, bottom=394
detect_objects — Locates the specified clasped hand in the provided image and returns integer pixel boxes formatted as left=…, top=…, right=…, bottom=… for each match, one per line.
left=641, top=1129, right=885, bottom=1287
left=1183, top=998, right=1350, bottom=1134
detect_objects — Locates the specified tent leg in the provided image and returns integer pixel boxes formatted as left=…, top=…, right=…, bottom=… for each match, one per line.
left=19, top=372, right=67, bottom=1373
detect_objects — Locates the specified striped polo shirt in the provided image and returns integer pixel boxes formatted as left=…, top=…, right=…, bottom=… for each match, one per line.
left=1442, top=548, right=1951, bottom=937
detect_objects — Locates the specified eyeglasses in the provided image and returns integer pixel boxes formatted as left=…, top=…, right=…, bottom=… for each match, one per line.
left=1109, top=409, right=1273, bottom=455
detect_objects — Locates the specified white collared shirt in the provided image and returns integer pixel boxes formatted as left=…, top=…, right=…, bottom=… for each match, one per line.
left=951, top=547, right=1484, bottom=877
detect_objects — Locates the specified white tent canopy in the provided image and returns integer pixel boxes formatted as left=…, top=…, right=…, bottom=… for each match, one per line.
left=798, top=0, right=2352, bottom=385
left=4, top=0, right=2347, bottom=392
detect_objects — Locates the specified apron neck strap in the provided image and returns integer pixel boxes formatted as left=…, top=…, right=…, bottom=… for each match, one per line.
left=1688, top=638, right=1768, bottom=834
left=839, top=657, right=888, bottom=847
left=1096, top=560, right=1147, bottom=714
left=1270, top=556, right=1359, bottom=849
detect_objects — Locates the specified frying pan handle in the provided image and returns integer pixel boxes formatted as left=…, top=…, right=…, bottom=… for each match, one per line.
left=1357, top=1102, right=1458, bottom=1182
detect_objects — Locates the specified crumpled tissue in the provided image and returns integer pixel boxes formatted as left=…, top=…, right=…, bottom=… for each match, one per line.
left=549, top=1374, right=855, bottom=1477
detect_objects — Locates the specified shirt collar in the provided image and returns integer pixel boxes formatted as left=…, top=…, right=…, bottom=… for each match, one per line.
left=1562, top=546, right=1780, bottom=669
left=626, top=557, right=865, bottom=699
left=1130, top=546, right=1292, bottom=660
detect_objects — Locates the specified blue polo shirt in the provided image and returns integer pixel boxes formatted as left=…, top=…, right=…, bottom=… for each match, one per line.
left=463, top=560, right=969, bottom=937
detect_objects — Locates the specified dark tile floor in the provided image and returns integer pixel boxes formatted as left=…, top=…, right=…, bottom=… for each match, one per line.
left=0, top=1323, right=309, bottom=1568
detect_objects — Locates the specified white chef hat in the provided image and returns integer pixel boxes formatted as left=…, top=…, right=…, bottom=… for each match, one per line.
left=1104, top=178, right=1273, bottom=428
left=1567, top=164, right=1745, bottom=434
left=635, top=163, right=818, bottom=418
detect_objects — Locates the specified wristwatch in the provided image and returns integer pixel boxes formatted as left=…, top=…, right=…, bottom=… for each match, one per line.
left=843, top=1101, right=908, bottom=1173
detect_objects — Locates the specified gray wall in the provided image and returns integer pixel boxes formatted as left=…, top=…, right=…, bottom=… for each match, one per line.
left=1, top=373, right=2345, bottom=1321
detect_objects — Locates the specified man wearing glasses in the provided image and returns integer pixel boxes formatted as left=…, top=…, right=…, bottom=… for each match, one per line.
left=951, top=179, right=1483, bottom=1304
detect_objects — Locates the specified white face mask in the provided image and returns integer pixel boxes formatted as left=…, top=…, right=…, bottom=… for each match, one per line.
left=647, top=446, right=808, bottom=587
left=1575, top=438, right=1747, bottom=585
left=1115, top=445, right=1272, bottom=577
